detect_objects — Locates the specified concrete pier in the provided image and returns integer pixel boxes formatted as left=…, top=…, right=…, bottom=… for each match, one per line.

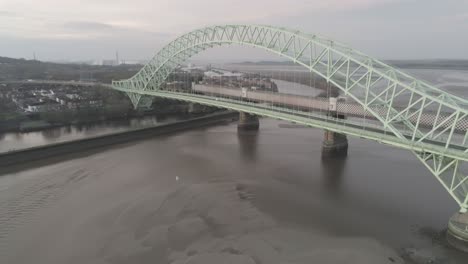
left=237, top=112, right=259, bottom=131
left=447, top=212, right=468, bottom=252
left=322, top=97, right=348, bottom=158
left=322, top=129, right=348, bottom=158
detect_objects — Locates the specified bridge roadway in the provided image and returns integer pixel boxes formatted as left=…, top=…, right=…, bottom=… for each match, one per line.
left=191, top=85, right=465, bottom=152
left=110, top=85, right=468, bottom=163
left=4, top=80, right=466, bottom=133
left=3, top=80, right=466, bottom=157
left=192, top=84, right=468, bottom=132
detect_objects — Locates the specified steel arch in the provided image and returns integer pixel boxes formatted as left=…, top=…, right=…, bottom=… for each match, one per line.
left=112, top=24, right=468, bottom=211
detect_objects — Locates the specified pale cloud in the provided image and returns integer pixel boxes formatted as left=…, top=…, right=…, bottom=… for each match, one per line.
left=453, top=12, right=468, bottom=21
left=0, top=0, right=466, bottom=60
left=0, top=0, right=398, bottom=38
left=0, top=10, right=15, bottom=16
left=63, top=21, right=115, bottom=31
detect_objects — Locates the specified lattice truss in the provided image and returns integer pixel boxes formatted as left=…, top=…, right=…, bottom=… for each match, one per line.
left=112, top=25, right=468, bottom=211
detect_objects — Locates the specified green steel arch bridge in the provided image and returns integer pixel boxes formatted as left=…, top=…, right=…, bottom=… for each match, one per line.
left=110, top=25, right=468, bottom=237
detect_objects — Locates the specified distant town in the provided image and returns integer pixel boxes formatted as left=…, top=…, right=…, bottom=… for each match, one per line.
left=1, top=82, right=103, bottom=113
left=1, top=64, right=278, bottom=114
left=0, top=56, right=285, bottom=133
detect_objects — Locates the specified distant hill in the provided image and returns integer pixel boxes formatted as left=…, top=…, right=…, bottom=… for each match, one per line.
left=386, top=60, right=468, bottom=70
left=0, top=56, right=36, bottom=64
left=234, top=61, right=296, bottom=66
left=235, top=59, right=468, bottom=71
left=0, top=56, right=143, bottom=83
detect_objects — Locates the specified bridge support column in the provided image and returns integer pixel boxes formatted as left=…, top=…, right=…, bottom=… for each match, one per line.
left=126, top=92, right=153, bottom=110
left=322, top=129, right=348, bottom=158
left=322, top=98, right=348, bottom=158
left=238, top=112, right=259, bottom=131
left=447, top=211, right=468, bottom=252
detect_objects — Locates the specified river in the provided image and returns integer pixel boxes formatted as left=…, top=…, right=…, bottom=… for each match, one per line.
left=0, top=67, right=467, bottom=264
left=0, top=115, right=192, bottom=153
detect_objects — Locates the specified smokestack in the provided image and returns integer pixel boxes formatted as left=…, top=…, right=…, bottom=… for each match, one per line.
left=116, top=51, right=119, bottom=65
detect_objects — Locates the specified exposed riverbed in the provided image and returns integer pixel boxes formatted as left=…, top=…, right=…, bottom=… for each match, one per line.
left=0, top=118, right=467, bottom=263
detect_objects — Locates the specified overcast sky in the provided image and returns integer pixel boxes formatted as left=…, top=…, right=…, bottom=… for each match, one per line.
left=0, top=0, right=467, bottom=62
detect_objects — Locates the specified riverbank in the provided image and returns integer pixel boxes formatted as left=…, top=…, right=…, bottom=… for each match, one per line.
left=0, top=111, right=237, bottom=170
left=0, top=106, right=219, bottom=134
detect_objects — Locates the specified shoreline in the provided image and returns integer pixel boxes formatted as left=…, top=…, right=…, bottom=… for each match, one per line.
left=0, top=110, right=218, bottom=134
left=0, top=111, right=237, bottom=170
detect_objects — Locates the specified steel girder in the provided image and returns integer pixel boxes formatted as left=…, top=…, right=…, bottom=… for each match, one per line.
left=112, top=24, right=468, bottom=211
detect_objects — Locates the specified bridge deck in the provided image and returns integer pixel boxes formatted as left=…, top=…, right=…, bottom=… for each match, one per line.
left=192, top=84, right=468, bottom=132
left=113, top=86, right=468, bottom=162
